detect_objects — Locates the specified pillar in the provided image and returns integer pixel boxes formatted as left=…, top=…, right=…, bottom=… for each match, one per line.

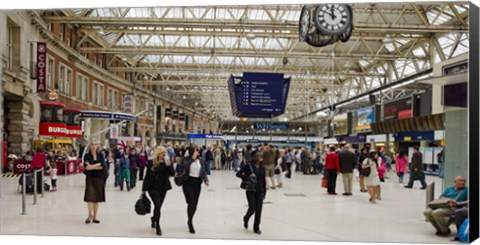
left=6, top=100, right=33, bottom=154
left=443, top=108, right=468, bottom=188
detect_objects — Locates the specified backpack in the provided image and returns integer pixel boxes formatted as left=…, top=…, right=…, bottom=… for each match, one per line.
left=458, top=218, right=469, bottom=243
left=221, top=152, right=227, bottom=161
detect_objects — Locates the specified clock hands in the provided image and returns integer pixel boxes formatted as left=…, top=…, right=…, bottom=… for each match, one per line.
left=330, top=7, right=336, bottom=20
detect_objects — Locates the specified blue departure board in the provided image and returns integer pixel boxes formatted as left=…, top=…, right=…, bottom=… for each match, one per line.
left=228, top=72, right=290, bottom=118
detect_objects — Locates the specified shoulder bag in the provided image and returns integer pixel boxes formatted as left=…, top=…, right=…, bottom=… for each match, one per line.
left=428, top=188, right=466, bottom=209
left=361, top=160, right=371, bottom=177
left=240, top=164, right=257, bottom=192
left=174, top=169, right=186, bottom=186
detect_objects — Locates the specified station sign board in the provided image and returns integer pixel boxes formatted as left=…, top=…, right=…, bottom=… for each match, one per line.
left=229, top=72, right=290, bottom=118
left=187, top=134, right=224, bottom=139
left=79, top=111, right=136, bottom=122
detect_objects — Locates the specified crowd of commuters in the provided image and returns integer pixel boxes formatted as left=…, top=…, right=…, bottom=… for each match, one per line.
left=14, top=139, right=467, bottom=241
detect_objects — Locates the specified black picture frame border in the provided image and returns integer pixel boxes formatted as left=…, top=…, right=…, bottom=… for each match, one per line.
left=469, top=2, right=479, bottom=242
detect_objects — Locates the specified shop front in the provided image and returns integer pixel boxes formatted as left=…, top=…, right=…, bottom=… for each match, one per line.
left=366, top=134, right=396, bottom=153
left=15, top=102, right=84, bottom=175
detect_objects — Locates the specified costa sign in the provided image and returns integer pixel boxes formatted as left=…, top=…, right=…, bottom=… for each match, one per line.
left=13, top=160, right=31, bottom=174
left=65, top=126, right=82, bottom=138
left=37, top=42, right=47, bottom=93
left=39, top=122, right=67, bottom=137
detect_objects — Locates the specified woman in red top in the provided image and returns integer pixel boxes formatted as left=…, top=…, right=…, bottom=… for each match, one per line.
left=395, top=151, right=408, bottom=183
left=324, top=146, right=340, bottom=195
left=139, top=147, right=148, bottom=181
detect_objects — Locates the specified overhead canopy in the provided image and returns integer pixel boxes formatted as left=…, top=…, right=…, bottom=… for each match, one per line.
left=39, top=3, right=470, bottom=121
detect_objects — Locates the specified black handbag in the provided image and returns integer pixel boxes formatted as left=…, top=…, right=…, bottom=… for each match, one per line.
left=174, top=171, right=186, bottom=186
left=361, top=166, right=371, bottom=177
left=135, top=194, right=151, bottom=215
left=412, top=171, right=425, bottom=180
left=274, top=167, right=281, bottom=175
left=240, top=164, right=257, bottom=192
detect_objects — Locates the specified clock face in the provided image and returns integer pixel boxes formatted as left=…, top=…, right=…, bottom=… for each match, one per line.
left=314, top=4, right=352, bottom=35
left=298, top=5, right=311, bottom=42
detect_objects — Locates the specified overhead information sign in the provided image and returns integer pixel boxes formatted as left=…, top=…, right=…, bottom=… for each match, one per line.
left=228, top=72, right=290, bottom=118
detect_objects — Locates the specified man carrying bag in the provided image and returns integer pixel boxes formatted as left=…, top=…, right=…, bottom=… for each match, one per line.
left=423, top=176, right=468, bottom=237
left=404, top=147, right=427, bottom=189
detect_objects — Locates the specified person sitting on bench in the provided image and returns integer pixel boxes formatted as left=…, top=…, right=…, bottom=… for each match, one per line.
left=423, top=176, right=468, bottom=237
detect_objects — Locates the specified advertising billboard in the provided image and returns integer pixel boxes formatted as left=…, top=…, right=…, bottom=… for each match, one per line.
left=355, top=106, right=375, bottom=132
left=383, top=96, right=413, bottom=121
left=333, top=113, right=349, bottom=136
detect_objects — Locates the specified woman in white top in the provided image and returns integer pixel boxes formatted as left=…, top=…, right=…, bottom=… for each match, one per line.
left=275, top=150, right=286, bottom=188
left=362, top=151, right=381, bottom=204
left=177, top=145, right=209, bottom=234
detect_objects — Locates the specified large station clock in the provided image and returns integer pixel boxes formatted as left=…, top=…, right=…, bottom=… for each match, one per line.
left=313, top=4, right=353, bottom=36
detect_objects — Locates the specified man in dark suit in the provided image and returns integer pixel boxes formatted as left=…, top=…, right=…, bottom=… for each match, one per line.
left=405, top=146, right=427, bottom=189
left=338, top=144, right=356, bottom=195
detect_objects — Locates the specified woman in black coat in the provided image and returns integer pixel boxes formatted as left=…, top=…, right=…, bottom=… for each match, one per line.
left=236, top=150, right=267, bottom=234
left=83, top=139, right=106, bottom=224
left=142, top=146, right=174, bottom=236
left=177, top=145, right=209, bottom=234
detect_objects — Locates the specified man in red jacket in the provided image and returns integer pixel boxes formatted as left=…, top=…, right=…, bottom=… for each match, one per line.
left=29, top=148, right=47, bottom=194
left=325, top=146, right=340, bottom=195
left=29, top=148, right=47, bottom=172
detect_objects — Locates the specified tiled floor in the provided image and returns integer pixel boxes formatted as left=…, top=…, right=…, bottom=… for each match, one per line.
left=0, top=167, right=458, bottom=244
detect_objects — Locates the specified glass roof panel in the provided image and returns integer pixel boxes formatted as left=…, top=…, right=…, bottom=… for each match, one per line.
left=153, top=8, right=168, bottom=18
left=193, top=55, right=211, bottom=64
left=412, top=47, right=425, bottom=57
left=247, top=9, right=268, bottom=20
left=218, top=56, right=235, bottom=65
left=164, top=8, right=182, bottom=18
left=384, top=43, right=395, bottom=52
left=285, top=10, right=300, bottom=21
left=117, top=36, right=130, bottom=46
left=216, top=8, right=230, bottom=20
left=190, top=8, right=204, bottom=18
left=438, top=35, right=455, bottom=49
left=103, top=33, right=118, bottom=44
left=426, top=8, right=451, bottom=25
left=71, top=9, right=85, bottom=15
left=404, top=61, right=416, bottom=76
left=143, top=55, right=161, bottom=63
left=358, top=60, right=370, bottom=67
left=95, top=9, right=115, bottom=17
left=451, top=37, right=469, bottom=58
left=454, top=4, right=468, bottom=14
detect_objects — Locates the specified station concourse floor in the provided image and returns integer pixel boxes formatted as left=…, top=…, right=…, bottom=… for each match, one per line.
left=0, top=167, right=456, bottom=244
